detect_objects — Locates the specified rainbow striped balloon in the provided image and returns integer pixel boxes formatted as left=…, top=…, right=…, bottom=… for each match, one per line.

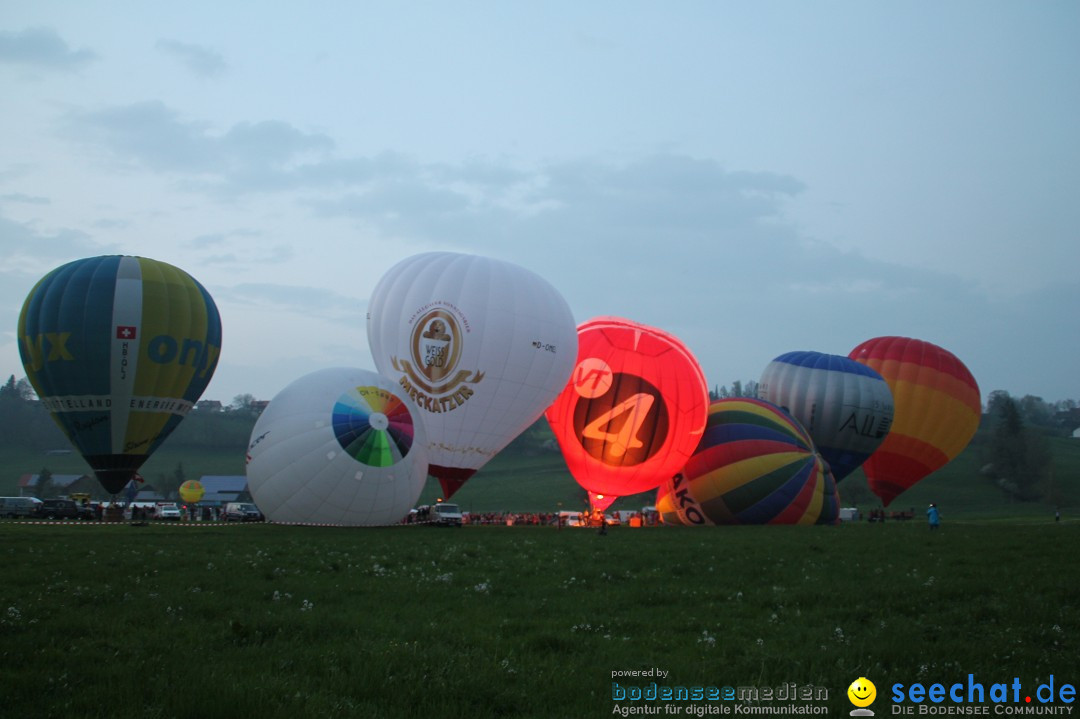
left=848, top=336, right=980, bottom=506
left=656, top=398, right=839, bottom=526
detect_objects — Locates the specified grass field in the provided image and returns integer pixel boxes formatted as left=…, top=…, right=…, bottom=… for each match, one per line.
left=0, top=520, right=1075, bottom=718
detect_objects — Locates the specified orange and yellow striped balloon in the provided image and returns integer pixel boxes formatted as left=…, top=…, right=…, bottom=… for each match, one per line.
left=848, top=336, right=980, bottom=506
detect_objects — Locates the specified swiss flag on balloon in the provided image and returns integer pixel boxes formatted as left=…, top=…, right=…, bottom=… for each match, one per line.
left=116, top=325, right=137, bottom=340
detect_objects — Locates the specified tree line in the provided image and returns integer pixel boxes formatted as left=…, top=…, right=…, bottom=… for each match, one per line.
left=4, top=374, right=1078, bottom=505
left=0, top=376, right=261, bottom=452
left=978, top=390, right=1071, bottom=505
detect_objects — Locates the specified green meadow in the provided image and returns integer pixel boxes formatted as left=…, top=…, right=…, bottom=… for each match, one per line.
left=0, top=520, right=1075, bottom=718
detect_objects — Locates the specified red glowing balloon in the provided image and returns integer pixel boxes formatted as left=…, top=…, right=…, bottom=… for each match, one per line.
left=544, top=317, right=709, bottom=505
left=849, top=336, right=981, bottom=506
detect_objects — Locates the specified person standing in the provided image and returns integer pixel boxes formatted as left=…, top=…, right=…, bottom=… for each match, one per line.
left=927, top=503, right=941, bottom=530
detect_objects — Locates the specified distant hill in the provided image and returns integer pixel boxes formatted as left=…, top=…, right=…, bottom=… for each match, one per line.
left=3, top=405, right=1078, bottom=518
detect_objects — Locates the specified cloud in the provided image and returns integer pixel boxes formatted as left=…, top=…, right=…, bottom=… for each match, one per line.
left=292, top=153, right=424, bottom=189
left=56, top=102, right=968, bottom=327
left=47, top=101, right=984, bottom=313
left=61, top=101, right=496, bottom=198
left=0, top=213, right=118, bottom=363
left=212, top=282, right=365, bottom=324
left=49, top=99, right=1075, bottom=398
left=155, top=39, right=226, bottom=78
left=63, top=101, right=335, bottom=180
left=0, top=164, right=33, bottom=184
left=303, top=154, right=808, bottom=258
left=202, top=244, right=294, bottom=267
left=188, top=233, right=229, bottom=250
left=0, top=193, right=50, bottom=205
left=90, top=218, right=130, bottom=230
left=310, top=181, right=472, bottom=225
left=62, top=101, right=803, bottom=235
left=0, top=27, right=96, bottom=71
left=293, top=148, right=1008, bottom=396
left=219, top=121, right=336, bottom=172
left=0, top=214, right=113, bottom=272
left=180, top=230, right=292, bottom=268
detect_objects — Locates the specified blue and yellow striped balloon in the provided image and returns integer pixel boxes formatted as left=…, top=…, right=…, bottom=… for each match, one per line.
left=656, top=398, right=839, bottom=525
left=18, top=256, right=222, bottom=494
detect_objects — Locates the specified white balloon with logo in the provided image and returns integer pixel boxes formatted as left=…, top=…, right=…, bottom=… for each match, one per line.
left=366, top=252, right=577, bottom=499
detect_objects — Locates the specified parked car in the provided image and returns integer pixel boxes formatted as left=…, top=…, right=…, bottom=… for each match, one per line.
left=155, top=503, right=182, bottom=521
left=0, top=497, right=42, bottom=519
left=425, top=503, right=463, bottom=527
left=69, top=493, right=97, bottom=521
left=40, top=498, right=81, bottom=520
left=224, top=502, right=264, bottom=522
left=557, top=511, right=585, bottom=527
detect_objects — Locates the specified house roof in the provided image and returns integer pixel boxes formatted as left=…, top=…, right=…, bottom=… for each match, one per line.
left=198, top=476, right=248, bottom=491
left=19, top=473, right=92, bottom=488
left=196, top=476, right=249, bottom=503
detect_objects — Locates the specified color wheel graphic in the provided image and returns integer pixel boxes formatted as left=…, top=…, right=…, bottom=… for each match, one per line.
left=332, top=386, right=415, bottom=467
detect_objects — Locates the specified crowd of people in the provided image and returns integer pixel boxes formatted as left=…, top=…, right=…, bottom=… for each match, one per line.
left=464, top=512, right=559, bottom=525
left=463, top=510, right=656, bottom=527
left=866, top=507, right=916, bottom=522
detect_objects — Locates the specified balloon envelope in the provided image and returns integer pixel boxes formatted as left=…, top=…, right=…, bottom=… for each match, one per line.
left=848, top=336, right=980, bottom=506
left=758, top=350, right=894, bottom=481
left=544, top=317, right=709, bottom=503
left=179, top=480, right=205, bottom=503
left=656, top=398, right=839, bottom=526
left=18, top=255, right=221, bottom=494
left=246, top=368, right=429, bottom=526
left=366, top=252, right=577, bottom=498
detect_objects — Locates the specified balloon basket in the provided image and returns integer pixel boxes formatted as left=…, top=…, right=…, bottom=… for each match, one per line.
left=104, top=505, right=125, bottom=523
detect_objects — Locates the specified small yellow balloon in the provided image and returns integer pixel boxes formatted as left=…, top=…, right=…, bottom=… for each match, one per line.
left=179, top=480, right=205, bottom=503
left=847, top=677, right=877, bottom=708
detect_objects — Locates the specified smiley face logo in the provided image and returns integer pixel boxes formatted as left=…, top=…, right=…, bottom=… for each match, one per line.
left=847, top=677, right=877, bottom=708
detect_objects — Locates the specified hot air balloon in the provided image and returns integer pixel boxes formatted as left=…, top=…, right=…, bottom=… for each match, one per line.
left=18, top=255, right=221, bottom=495
left=246, top=368, right=429, bottom=526
left=848, top=336, right=980, bottom=506
left=655, top=398, right=839, bottom=526
left=178, top=480, right=205, bottom=504
left=758, top=350, right=894, bottom=481
left=544, top=317, right=709, bottom=510
left=366, top=252, right=577, bottom=499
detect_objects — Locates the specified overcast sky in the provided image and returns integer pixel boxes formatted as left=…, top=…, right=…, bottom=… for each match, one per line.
left=2, top=1, right=1077, bottom=406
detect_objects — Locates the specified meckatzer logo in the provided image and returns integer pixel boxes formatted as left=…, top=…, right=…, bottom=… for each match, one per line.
left=392, top=306, right=484, bottom=414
